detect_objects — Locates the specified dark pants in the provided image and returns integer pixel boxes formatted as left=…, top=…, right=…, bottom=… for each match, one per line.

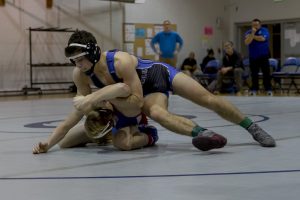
left=216, top=68, right=244, bottom=92
left=250, top=56, right=272, bottom=91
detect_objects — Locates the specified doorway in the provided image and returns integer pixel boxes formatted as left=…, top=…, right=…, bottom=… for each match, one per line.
left=237, top=23, right=281, bottom=66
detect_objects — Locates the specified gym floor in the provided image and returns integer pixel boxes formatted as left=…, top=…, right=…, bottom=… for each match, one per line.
left=0, top=94, right=299, bottom=200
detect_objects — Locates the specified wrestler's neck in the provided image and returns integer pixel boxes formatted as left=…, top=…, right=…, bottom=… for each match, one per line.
left=93, top=53, right=108, bottom=74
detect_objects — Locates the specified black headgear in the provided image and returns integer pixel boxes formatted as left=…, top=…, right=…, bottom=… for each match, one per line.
left=65, top=43, right=101, bottom=64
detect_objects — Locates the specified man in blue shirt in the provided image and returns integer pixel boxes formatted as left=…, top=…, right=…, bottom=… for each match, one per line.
left=151, top=20, right=183, bottom=68
left=245, top=18, right=272, bottom=96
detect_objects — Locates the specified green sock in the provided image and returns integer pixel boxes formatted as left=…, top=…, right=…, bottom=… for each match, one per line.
left=191, top=125, right=207, bottom=137
left=239, top=117, right=253, bottom=129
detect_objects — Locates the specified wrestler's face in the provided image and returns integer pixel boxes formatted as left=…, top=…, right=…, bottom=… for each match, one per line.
left=73, top=55, right=93, bottom=72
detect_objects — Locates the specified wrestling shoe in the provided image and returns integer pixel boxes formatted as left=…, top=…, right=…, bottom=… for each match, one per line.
left=192, top=130, right=227, bottom=151
left=138, top=125, right=159, bottom=146
left=247, top=123, right=276, bottom=147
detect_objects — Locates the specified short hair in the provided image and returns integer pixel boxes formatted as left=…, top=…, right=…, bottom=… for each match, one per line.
left=163, top=20, right=171, bottom=25
left=207, top=48, right=214, bottom=55
left=67, top=30, right=97, bottom=45
left=65, top=30, right=98, bottom=57
left=224, top=41, right=234, bottom=47
left=252, top=18, right=261, bottom=24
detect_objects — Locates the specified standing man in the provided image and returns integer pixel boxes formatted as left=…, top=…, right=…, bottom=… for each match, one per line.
left=245, top=18, right=272, bottom=96
left=151, top=20, right=183, bottom=68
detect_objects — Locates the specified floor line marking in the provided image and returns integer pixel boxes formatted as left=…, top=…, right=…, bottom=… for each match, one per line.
left=2, top=169, right=300, bottom=180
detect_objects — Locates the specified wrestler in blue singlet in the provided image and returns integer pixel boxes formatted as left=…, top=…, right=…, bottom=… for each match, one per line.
left=85, top=50, right=172, bottom=142
left=87, top=50, right=180, bottom=97
left=112, top=109, right=147, bottom=134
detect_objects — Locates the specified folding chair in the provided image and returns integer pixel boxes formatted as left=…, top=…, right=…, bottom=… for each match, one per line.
left=196, top=59, right=220, bottom=89
left=272, top=57, right=300, bottom=93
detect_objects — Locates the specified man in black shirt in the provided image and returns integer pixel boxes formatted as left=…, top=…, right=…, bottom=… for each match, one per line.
left=181, top=52, right=198, bottom=77
left=214, top=41, right=244, bottom=95
left=200, top=49, right=215, bottom=72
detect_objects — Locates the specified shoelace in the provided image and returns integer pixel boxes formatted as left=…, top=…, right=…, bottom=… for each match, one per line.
left=201, top=130, right=215, bottom=137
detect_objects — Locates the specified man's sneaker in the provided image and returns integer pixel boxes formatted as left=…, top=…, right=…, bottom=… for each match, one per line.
left=247, top=123, right=276, bottom=147
left=267, top=91, right=273, bottom=96
left=249, top=90, right=257, bottom=96
left=213, top=91, right=220, bottom=95
left=236, top=91, right=243, bottom=96
left=192, top=130, right=227, bottom=151
left=138, top=125, right=159, bottom=146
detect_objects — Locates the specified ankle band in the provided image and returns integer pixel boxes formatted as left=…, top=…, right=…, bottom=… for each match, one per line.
left=239, top=117, right=253, bottom=129
left=192, top=126, right=207, bottom=137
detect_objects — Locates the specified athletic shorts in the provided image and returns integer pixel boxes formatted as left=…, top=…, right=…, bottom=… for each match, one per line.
left=112, top=110, right=148, bottom=134
left=136, top=58, right=179, bottom=96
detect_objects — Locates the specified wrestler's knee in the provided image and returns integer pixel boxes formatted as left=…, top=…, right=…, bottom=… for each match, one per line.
left=148, top=104, right=168, bottom=122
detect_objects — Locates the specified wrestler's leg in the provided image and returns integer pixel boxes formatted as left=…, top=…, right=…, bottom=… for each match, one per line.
left=172, top=72, right=275, bottom=147
left=112, top=125, right=157, bottom=151
left=172, top=72, right=244, bottom=124
left=109, top=96, right=159, bottom=150
left=142, top=92, right=195, bottom=136
left=142, top=92, right=226, bottom=151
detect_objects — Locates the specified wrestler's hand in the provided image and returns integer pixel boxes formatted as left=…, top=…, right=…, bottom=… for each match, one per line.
left=73, top=95, right=95, bottom=115
left=32, top=142, right=49, bottom=154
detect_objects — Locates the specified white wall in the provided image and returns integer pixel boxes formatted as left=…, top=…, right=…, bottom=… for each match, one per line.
left=125, top=0, right=231, bottom=68
left=2, top=0, right=300, bottom=92
left=229, top=0, right=300, bottom=23
left=0, top=0, right=123, bottom=91
left=227, top=0, right=300, bottom=42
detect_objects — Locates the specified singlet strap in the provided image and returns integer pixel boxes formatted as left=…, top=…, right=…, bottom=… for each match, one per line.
left=106, top=50, right=123, bottom=83
left=89, top=73, right=105, bottom=88
left=84, top=64, right=106, bottom=88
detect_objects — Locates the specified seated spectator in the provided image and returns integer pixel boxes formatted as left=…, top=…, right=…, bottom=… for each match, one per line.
left=214, top=41, right=244, bottom=96
left=181, top=52, right=198, bottom=77
left=200, top=48, right=215, bottom=72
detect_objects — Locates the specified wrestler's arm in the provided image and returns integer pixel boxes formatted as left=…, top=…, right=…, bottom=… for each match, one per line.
left=74, top=82, right=144, bottom=117
left=113, top=52, right=144, bottom=114
left=73, top=82, right=132, bottom=114
left=32, top=69, right=90, bottom=154
left=75, top=52, right=144, bottom=116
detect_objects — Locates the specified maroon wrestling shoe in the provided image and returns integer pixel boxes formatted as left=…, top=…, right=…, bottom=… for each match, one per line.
left=192, top=130, right=227, bottom=151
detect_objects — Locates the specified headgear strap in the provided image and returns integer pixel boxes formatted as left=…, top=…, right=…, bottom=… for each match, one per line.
left=66, top=43, right=101, bottom=75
